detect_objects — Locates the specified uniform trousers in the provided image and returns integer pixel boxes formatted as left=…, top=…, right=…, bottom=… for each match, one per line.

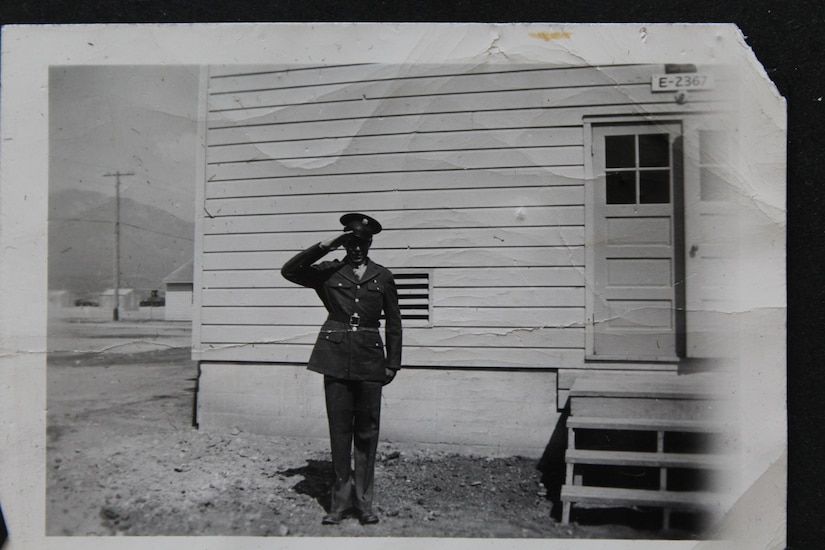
left=323, top=376, right=383, bottom=515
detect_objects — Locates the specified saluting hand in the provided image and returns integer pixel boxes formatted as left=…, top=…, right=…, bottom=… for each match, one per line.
left=319, top=232, right=351, bottom=251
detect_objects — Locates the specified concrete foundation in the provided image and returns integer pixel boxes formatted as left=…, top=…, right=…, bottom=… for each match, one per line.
left=196, top=363, right=559, bottom=457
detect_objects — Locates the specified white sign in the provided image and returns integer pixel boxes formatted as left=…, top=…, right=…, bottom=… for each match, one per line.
left=651, top=73, right=715, bottom=92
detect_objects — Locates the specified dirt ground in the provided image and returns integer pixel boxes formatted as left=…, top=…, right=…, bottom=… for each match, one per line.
left=46, top=313, right=689, bottom=539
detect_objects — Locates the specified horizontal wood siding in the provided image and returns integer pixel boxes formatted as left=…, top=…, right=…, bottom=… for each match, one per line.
left=197, top=62, right=724, bottom=367
left=201, top=287, right=583, bottom=308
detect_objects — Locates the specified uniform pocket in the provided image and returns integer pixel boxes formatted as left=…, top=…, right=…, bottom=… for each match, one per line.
left=367, top=281, right=383, bottom=293
left=325, top=279, right=353, bottom=291
left=319, top=329, right=345, bottom=344
left=363, top=331, right=384, bottom=349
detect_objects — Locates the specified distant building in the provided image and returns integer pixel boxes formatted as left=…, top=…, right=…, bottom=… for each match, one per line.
left=99, top=289, right=139, bottom=311
left=140, top=290, right=166, bottom=307
left=48, top=290, right=74, bottom=309
left=163, top=260, right=193, bottom=321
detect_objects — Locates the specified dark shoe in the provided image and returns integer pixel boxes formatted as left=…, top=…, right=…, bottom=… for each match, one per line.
left=322, top=512, right=343, bottom=525
left=358, top=511, right=379, bottom=525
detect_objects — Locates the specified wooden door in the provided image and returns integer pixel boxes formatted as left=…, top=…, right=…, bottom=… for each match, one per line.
left=588, top=123, right=685, bottom=360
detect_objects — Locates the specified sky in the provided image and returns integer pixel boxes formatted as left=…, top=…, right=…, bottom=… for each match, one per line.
left=49, top=65, right=200, bottom=222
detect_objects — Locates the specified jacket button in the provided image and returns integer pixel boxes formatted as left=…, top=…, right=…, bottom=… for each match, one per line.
left=355, top=298, right=359, bottom=302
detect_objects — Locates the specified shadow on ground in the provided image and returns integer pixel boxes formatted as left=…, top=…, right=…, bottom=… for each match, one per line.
left=278, top=459, right=334, bottom=512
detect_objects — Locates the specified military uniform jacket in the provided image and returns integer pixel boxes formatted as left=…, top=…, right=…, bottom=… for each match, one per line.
left=281, top=243, right=402, bottom=381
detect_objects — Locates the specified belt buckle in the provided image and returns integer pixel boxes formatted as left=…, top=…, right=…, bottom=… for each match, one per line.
left=349, top=313, right=360, bottom=331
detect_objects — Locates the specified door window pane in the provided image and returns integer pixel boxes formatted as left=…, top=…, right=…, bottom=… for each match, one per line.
left=603, top=131, right=674, bottom=205
left=639, top=170, right=671, bottom=204
left=605, top=135, right=636, bottom=168
left=638, top=134, right=670, bottom=167
left=606, top=171, right=636, bottom=204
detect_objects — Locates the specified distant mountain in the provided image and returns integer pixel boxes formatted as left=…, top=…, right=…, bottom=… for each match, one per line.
left=49, top=189, right=194, bottom=299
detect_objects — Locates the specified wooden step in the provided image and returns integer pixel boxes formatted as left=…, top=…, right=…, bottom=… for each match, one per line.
left=557, top=370, right=733, bottom=412
left=569, top=376, right=726, bottom=400
left=567, top=373, right=732, bottom=420
left=561, top=485, right=721, bottom=512
left=567, top=416, right=726, bottom=433
left=565, top=449, right=729, bottom=469
left=570, top=396, right=726, bottom=420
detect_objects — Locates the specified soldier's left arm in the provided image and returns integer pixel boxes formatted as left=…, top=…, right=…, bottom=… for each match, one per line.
left=382, top=271, right=403, bottom=373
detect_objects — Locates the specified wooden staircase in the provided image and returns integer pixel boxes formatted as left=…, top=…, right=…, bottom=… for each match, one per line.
left=559, top=372, right=733, bottom=530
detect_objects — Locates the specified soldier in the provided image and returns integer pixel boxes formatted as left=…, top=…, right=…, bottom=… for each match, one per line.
left=281, top=213, right=402, bottom=525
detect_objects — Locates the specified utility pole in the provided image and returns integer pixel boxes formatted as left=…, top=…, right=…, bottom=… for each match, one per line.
left=104, top=171, right=134, bottom=321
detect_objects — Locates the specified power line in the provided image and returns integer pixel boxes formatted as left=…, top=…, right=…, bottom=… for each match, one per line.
left=50, top=217, right=194, bottom=241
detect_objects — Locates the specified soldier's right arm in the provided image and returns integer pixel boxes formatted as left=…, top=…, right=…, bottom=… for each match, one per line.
left=281, top=233, right=349, bottom=288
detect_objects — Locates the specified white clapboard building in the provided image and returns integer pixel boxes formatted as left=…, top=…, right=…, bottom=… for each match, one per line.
left=191, top=61, right=767, bottom=523
left=163, top=260, right=194, bottom=321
